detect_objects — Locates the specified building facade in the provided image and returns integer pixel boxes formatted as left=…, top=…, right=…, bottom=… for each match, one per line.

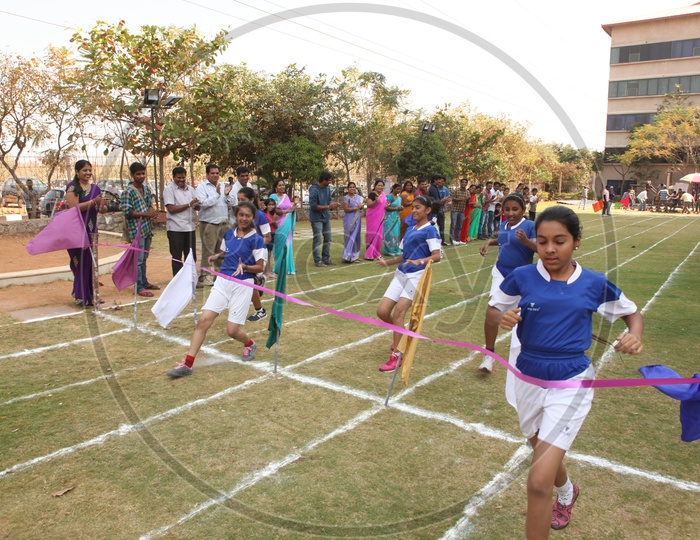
left=601, top=3, right=700, bottom=193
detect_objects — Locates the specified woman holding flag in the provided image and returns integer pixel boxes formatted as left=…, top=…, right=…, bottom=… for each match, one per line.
left=376, top=195, right=441, bottom=372
left=167, top=202, right=266, bottom=377
left=65, top=160, right=106, bottom=307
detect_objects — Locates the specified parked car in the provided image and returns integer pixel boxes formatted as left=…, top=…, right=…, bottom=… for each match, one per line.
left=39, top=188, right=66, bottom=216
left=1, top=177, right=48, bottom=207
left=101, top=187, right=122, bottom=213
left=97, top=178, right=129, bottom=195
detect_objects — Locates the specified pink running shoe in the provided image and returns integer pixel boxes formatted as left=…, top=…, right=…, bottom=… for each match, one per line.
left=551, top=483, right=579, bottom=530
left=379, top=352, right=401, bottom=372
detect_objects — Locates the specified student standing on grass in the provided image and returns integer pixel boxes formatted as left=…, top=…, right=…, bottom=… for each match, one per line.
left=167, top=202, right=266, bottom=378
left=376, top=195, right=441, bottom=372
left=236, top=187, right=271, bottom=323
left=263, top=198, right=278, bottom=278
left=528, top=188, right=541, bottom=221
left=120, top=162, right=159, bottom=297
left=487, top=206, right=643, bottom=538
left=478, top=193, right=536, bottom=374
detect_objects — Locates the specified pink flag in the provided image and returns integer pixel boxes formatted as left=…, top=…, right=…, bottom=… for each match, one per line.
left=26, top=205, right=90, bottom=255
left=112, top=225, right=141, bottom=291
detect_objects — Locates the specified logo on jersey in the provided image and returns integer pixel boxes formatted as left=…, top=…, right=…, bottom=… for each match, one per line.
left=526, top=302, right=541, bottom=312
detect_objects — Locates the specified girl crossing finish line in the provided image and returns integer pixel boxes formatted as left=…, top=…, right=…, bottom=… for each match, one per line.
left=486, top=206, right=643, bottom=538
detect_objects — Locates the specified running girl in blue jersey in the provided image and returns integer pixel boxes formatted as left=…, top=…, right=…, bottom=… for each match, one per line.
left=167, top=202, right=266, bottom=377
left=479, top=193, right=536, bottom=374
left=376, top=195, right=441, bottom=372
left=487, top=206, right=643, bottom=538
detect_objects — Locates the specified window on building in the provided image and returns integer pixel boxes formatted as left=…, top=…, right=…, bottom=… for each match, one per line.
left=608, top=75, right=700, bottom=97
left=606, top=113, right=654, bottom=131
left=612, top=38, right=700, bottom=64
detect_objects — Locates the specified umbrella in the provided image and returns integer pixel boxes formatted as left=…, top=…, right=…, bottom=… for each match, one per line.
left=679, top=173, right=700, bottom=183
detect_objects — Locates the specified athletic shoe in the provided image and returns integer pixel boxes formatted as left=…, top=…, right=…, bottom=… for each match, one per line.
left=241, top=342, right=257, bottom=362
left=379, top=351, right=401, bottom=372
left=314, top=261, right=326, bottom=267
left=167, top=362, right=193, bottom=378
left=551, top=483, right=579, bottom=530
left=247, top=308, right=267, bottom=322
left=322, top=259, right=337, bottom=266
left=479, top=355, right=494, bottom=373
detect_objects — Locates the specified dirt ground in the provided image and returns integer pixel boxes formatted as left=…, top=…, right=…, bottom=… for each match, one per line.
left=0, top=235, right=173, bottom=320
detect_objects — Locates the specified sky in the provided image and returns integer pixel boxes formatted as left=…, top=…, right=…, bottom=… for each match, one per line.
left=0, top=0, right=692, bottom=150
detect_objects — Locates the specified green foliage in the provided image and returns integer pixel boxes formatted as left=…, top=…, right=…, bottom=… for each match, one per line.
left=395, top=130, right=453, bottom=179
left=622, top=94, right=700, bottom=170
left=258, top=136, right=325, bottom=184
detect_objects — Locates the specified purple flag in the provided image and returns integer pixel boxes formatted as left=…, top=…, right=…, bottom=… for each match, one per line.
left=26, top=205, right=90, bottom=255
left=112, top=225, right=141, bottom=291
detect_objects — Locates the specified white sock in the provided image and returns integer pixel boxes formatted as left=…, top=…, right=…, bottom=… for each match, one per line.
left=556, top=478, right=574, bottom=505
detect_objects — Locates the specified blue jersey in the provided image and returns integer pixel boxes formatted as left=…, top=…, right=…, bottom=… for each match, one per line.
left=490, top=261, right=637, bottom=380
left=254, top=209, right=271, bottom=237
left=496, top=218, right=536, bottom=277
left=220, top=228, right=266, bottom=280
left=398, top=223, right=441, bottom=274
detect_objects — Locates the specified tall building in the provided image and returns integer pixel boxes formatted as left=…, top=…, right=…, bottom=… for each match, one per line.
left=602, top=2, right=700, bottom=192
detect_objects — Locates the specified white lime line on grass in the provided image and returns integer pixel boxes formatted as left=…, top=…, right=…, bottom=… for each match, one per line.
left=439, top=445, right=531, bottom=540
left=0, top=328, right=129, bottom=361
left=0, top=373, right=273, bottom=479
left=0, top=355, right=174, bottom=407
left=596, top=240, right=700, bottom=373
left=139, top=406, right=383, bottom=540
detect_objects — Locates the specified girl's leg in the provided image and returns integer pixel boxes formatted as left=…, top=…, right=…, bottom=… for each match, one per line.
left=377, top=297, right=397, bottom=328
left=391, top=297, right=412, bottom=348
left=526, top=434, right=567, bottom=540
left=226, top=321, right=250, bottom=344
left=187, top=310, right=219, bottom=357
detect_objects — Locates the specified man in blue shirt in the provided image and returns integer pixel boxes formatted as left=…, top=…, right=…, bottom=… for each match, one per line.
left=428, top=174, right=450, bottom=246
left=308, top=171, right=340, bottom=267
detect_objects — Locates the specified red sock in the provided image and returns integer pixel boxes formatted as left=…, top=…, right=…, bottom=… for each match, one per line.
left=184, top=355, right=195, bottom=368
left=244, top=339, right=254, bottom=347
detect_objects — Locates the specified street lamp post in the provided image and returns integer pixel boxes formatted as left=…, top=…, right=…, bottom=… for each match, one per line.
left=140, top=89, right=182, bottom=208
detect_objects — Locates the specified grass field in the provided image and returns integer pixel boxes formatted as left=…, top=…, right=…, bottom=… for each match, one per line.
left=1, top=210, right=699, bottom=539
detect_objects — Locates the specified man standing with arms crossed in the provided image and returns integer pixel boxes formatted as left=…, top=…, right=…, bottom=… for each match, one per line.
left=450, top=178, right=469, bottom=245
left=309, top=171, right=340, bottom=267
left=163, top=166, right=201, bottom=280
left=428, top=174, right=451, bottom=246
left=196, top=163, right=232, bottom=286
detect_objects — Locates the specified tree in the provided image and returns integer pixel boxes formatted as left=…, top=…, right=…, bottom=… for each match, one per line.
left=257, top=136, right=325, bottom=186
left=622, top=93, right=700, bottom=171
left=394, top=129, right=453, bottom=179
left=0, top=52, right=45, bottom=194
left=70, top=21, right=229, bottom=202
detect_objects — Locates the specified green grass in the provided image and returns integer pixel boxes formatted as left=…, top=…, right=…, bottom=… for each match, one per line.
left=0, top=212, right=699, bottom=538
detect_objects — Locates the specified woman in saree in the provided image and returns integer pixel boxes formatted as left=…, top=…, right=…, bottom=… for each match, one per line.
left=399, top=180, right=414, bottom=239
left=270, top=178, right=297, bottom=275
left=65, top=159, right=106, bottom=307
left=459, top=184, right=476, bottom=243
left=341, top=182, right=364, bottom=263
left=468, top=184, right=484, bottom=241
left=364, top=179, right=386, bottom=260
left=383, top=183, right=403, bottom=257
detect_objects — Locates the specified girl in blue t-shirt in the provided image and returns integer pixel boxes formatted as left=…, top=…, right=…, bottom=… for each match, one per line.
left=479, top=193, right=536, bottom=374
left=167, top=202, right=266, bottom=378
left=376, top=195, right=441, bottom=372
left=487, top=206, right=643, bottom=536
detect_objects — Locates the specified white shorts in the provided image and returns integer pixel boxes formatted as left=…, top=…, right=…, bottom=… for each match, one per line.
left=383, top=269, right=423, bottom=302
left=514, top=366, right=594, bottom=451
left=489, top=265, right=505, bottom=297
left=202, top=276, right=254, bottom=325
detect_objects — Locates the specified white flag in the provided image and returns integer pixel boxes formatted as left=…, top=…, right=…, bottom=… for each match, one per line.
left=151, top=249, right=198, bottom=328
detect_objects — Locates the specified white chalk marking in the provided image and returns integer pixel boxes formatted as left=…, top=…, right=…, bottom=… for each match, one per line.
left=0, top=329, right=129, bottom=361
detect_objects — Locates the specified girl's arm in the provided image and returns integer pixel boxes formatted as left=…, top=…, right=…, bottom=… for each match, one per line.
left=615, top=311, right=644, bottom=354
left=376, top=255, right=403, bottom=267
left=208, top=250, right=225, bottom=266
left=342, top=198, right=358, bottom=212
left=479, top=238, right=498, bottom=256
left=487, top=306, right=522, bottom=330
left=405, top=248, right=441, bottom=267
left=515, top=229, right=537, bottom=252
left=236, top=257, right=265, bottom=276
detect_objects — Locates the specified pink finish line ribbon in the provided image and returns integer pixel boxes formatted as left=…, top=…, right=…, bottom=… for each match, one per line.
left=101, top=243, right=700, bottom=391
